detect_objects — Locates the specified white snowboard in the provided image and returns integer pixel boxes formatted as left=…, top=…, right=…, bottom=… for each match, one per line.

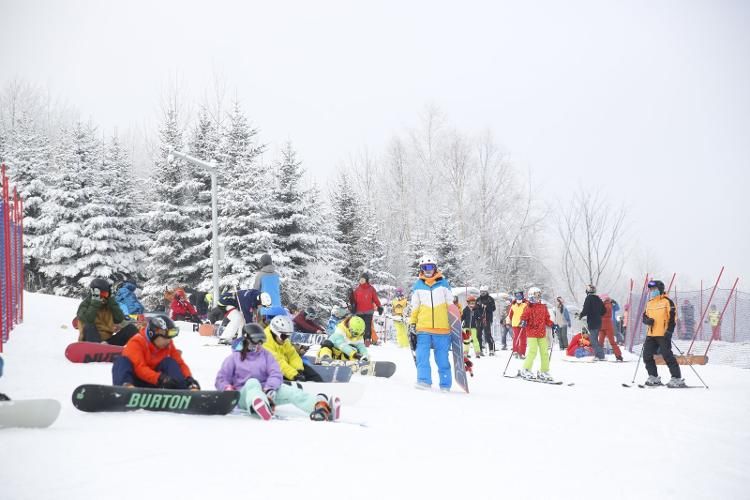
left=0, top=399, right=62, bottom=429
left=561, top=355, right=596, bottom=363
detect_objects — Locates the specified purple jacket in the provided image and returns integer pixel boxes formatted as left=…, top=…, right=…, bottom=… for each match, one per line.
left=214, top=348, right=283, bottom=392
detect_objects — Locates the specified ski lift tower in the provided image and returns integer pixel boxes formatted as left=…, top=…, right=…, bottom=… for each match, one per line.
left=167, top=150, right=220, bottom=306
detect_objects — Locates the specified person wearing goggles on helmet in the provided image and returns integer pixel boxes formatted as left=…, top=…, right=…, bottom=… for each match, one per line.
left=507, top=290, right=529, bottom=359
left=577, top=284, right=606, bottom=360
left=641, top=280, right=685, bottom=387
left=350, top=272, right=383, bottom=347
left=170, top=289, right=200, bottom=323
left=391, top=288, right=410, bottom=348
left=262, top=315, right=322, bottom=382
left=409, top=255, right=454, bottom=391
left=76, top=278, right=139, bottom=346
left=215, top=323, right=340, bottom=421
left=112, top=315, right=200, bottom=390
left=318, top=315, right=370, bottom=364
left=326, top=304, right=350, bottom=336
left=517, top=287, right=556, bottom=382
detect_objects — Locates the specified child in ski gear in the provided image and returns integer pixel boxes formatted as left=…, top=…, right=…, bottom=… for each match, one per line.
left=170, top=289, right=200, bottom=322
left=642, top=280, right=684, bottom=387
left=553, top=296, right=571, bottom=351
left=508, top=290, right=528, bottom=358
left=461, top=295, right=482, bottom=358
left=114, top=281, right=144, bottom=318
left=77, top=278, right=139, bottom=346
left=253, top=254, right=286, bottom=320
left=409, top=255, right=453, bottom=391
left=326, top=305, right=349, bottom=335
left=293, top=307, right=325, bottom=334
left=476, top=286, right=497, bottom=355
left=707, top=304, right=721, bottom=340
left=599, top=295, right=623, bottom=361
left=112, top=315, right=200, bottom=390
left=215, top=323, right=337, bottom=421
left=351, top=272, right=383, bottom=346
left=518, top=287, right=555, bottom=381
left=391, top=288, right=410, bottom=348
left=263, top=315, right=322, bottom=382
left=318, top=315, right=370, bottom=363
left=217, top=293, right=246, bottom=345
left=566, top=328, right=594, bottom=357
left=578, top=284, right=606, bottom=360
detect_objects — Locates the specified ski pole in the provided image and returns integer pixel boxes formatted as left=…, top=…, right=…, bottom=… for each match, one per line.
left=629, top=343, right=644, bottom=385
left=671, top=340, right=709, bottom=389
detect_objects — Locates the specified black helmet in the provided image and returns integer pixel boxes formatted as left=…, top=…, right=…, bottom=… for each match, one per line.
left=217, top=292, right=238, bottom=309
left=242, top=323, right=267, bottom=345
left=89, top=278, right=111, bottom=293
left=647, top=280, right=665, bottom=294
left=146, top=315, right=178, bottom=342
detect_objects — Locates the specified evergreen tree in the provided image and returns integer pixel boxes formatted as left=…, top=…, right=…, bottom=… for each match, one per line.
left=434, top=210, right=468, bottom=285
left=330, top=171, right=364, bottom=287
left=358, top=204, right=394, bottom=289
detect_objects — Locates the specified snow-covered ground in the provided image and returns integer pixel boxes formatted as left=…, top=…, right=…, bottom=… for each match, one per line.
left=1, top=292, right=749, bottom=500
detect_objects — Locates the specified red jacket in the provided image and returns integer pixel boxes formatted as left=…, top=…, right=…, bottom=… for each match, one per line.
left=566, top=333, right=593, bottom=357
left=600, top=300, right=614, bottom=333
left=352, top=283, right=381, bottom=314
left=170, top=297, right=197, bottom=319
left=122, top=330, right=192, bottom=385
left=520, top=302, right=553, bottom=339
left=293, top=312, right=323, bottom=333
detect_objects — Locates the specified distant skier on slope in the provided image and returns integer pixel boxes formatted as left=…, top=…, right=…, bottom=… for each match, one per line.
left=641, top=280, right=685, bottom=388
left=518, top=287, right=555, bottom=381
left=476, top=286, right=497, bottom=356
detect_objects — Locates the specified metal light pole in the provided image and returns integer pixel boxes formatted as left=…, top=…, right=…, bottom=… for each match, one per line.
left=167, top=149, right=220, bottom=306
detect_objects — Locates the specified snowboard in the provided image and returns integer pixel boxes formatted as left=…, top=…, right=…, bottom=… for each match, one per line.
left=0, top=399, right=62, bottom=429
left=561, top=355, right=595, bottom=363
left=65, top=342, right=123, bottom=363
left=72, top=384, right=239, bottom=415
left=448, top=303, right=469, bottom=393
left=290, top=332, right=328, bottom=345
left=352, top=360, right=397, bottom=378
left=304, top=364, right=353, bottom=383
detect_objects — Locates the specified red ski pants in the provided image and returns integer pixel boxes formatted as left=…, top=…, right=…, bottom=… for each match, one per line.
left=598, top=328, right=622, bottom=358
left=512, top=327, right=527, bottom=355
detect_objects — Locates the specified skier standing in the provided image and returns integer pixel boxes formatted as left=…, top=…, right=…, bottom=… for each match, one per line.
left=461, top=295, right=482, bottom=358
left=599, top=294, right=624, bottom=361
left=553, top=296, right=571, bottom=351
left=642, top=280, right=685, bottom=387
left=77, top=278, right=139, bottom=346
left=351, top=272, right=383, bottom=346
left=409, top=255, right=453, bottom=391
left=508, top=290, right=529, bottom=358
left=476, top=286, right=496, bottom=355
left=518, top=287, right=555, bottom=381
left=391, top=288, right=410, bottom=348
left=215, top=323, right=338, bottom=421
left=499, top=298, right=512, bottom=350
left=577, top=284, right=606, bottom=360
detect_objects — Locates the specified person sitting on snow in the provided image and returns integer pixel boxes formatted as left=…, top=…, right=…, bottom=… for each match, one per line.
left=293, top=306, right=326, bottom=334
left=112, top=315, right=200, bottom=390
left=77, top=278, right=139, bottom=346
left=262, top=315, right=322, bottom=382
left=318, top=315, right=370, bottom=364
left=115, top=280, right=145, bottom=319
left=566, top=328, right=595, bottom=358
left=215, top=323, right=338, bottom=421
left=170, top=289, right=200, bottom=323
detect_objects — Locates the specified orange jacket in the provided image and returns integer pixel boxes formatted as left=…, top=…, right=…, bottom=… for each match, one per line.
left=122, top=330, right=192, bottom=385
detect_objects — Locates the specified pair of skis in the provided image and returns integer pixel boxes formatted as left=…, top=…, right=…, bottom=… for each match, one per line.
left=503, top=371, right=574, bottom=386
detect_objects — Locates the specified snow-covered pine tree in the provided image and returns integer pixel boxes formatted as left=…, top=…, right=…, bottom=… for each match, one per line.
left=434, top=210, right=468, bottom=286
left=38, top=121, right=100, bottom=295
left=5, top=112, right=52, bottom=290
left=217, top=100, right=271, bottom=289
left=330, top=171, right=364, bottom=289
left=357, top=203, right=394, bottom=291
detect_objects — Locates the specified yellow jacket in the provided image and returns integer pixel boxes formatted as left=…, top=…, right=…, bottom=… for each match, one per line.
left=644, top=295, right=676, bottom=337
left=262, top=326, right=304, bottom=380
left=509, top=302, right=528, bottom=327
left=707, top=310, right=720, bottom=326
left=409, top=272, right=452, bottom=334
left=392, top=297, right=408, bottom=317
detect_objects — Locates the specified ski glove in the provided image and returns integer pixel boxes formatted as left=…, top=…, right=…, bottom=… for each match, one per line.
left=185, top=376, right=201, bottom=390
left=157, top=373, right=179, bottom=389
left=642, top=313, right=655, bottom=326
left=293, top=372, right=307, bottom=382
left=377, top=306, right=384, bottom=315
left=520, top=320, right=527, bottom=328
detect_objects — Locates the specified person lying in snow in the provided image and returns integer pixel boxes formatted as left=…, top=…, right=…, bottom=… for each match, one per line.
left=566, top=328, right=595, bottom=358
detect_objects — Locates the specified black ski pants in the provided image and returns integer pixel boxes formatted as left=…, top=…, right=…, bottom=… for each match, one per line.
left=83, top=323, right=138, bottom=346
left=359, top=313, right=374, bottom=343
left=477, top=322, right=495, bottom=353
left=643, top=335, right=681, bottom=379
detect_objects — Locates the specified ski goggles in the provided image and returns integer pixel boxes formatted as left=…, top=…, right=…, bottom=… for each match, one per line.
left=420, top=264, right=436, bottom=272
left=153, top=326, right=179, bottom=339
left=647, top=281, right=659, bottom=288
left=92, top=288, right=110, bottom=298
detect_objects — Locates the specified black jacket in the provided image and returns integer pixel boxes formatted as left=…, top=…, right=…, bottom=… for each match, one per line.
left=476, top=294, right=496, bottom=324
left=461, top=306, right=480, bottom=329
left=579, top=294, right=606, bottom=329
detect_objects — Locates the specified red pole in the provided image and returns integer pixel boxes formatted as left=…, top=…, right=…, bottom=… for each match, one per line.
left=688, top=267, right=724, bottom=355
left=18, top=195, right=23, bottom=322
left=624, top=278, right=634, bottom=347
left=666, top=273, right=676, bottom=294
left=1, top=164, right=10, bottom=345
left=703, top=278, right=739, bottom=357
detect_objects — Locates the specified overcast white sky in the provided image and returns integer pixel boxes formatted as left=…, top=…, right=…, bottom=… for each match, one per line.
left=1, top=0, right=748, bottom=289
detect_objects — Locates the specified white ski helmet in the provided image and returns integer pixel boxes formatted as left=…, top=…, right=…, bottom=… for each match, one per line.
left=269, top=315, right=294, bottom=337
left=479, top=285, right=489, bottom=293
left=418, top=255, right=437, bottom=267
left=260, top=292, right=272, bottom=307
left=527, top=287, right=542, bottom=303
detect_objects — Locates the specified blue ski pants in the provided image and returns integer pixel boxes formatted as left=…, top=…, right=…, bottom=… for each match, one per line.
left=415, top=332, right=452, bottom=389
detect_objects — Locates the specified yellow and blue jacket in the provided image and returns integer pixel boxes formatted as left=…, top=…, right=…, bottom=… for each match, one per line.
left=408, top=271, right=453, bottom=334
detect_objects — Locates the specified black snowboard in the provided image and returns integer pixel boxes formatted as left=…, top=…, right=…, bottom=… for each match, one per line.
left=72, top=384, right=239, bottom=415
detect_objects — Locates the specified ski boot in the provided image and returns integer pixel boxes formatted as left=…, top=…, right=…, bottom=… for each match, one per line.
left=644, top=376, right=662, bottom=386
left=666, top=377, right=687, bottom=388
left=501, top=345, right=508, bottom=351
left=489, top=350, right=496, bottom=357
left=310, top=394, right=333, bottom=421
left=415, top=381, right=431, bottom=390
left=615, top=355, right=624, bottom=362
left=251, top=397, right=274, bottom=421
left=519, top=368, right=535, bottom=380
left=537, top=371, right=554, bottom=383
left=439, top=387, right=450, bottom=393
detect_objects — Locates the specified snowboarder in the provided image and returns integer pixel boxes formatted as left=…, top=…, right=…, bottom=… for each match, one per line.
left=391, top=288, right=410, bottom=348
left=508, top=290, right=529, bottom=358
left=114, top=280, right=144, bottom=319
left=112, top=315, right=200, bottom=390
left=217, top=293, right=246, bottom=345
left=292, top=306, right=325, bottom=334
left=553, top=296, right=571, bottom=351
left=641, top=280, right=685, bottom=387
left=215, top=323, right=337, bottom=421
left=461, top=295, right=482, bottom=358
left=351, top=272, right=383, bottom=346
left=566, top=328, right=595, bottom=358
left=326, top=304, right=350, bottom=335
left=518, top=287, right=555, bottom=381
left=77, top=278, right=139, bottom=346
left=262, top=315, right=322, bottom=382
left=409, top=255, right=453, bottom=391
left=253, top=253, right=286, bottom=321
left=577, top=284, right=606, bottom=360
left=318, top=315, right=370, bottom=363
left=599, top=294, right=624, bottom=361
left=476, top=285, right=496, bottom=355
left=170, top=289, right=200, bottom=323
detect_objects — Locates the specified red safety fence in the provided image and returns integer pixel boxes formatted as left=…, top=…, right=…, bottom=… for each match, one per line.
left=0, top=163, right=24, bottom=352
